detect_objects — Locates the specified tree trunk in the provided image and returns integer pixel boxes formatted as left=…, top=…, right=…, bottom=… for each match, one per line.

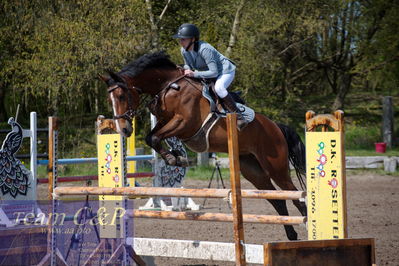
left=332, top=73, right=352, bottom=111
left=225, top=0, right=246, bottom=58
left=382, top=96, right=394, bottom=148
left=145, top=0, right=159, bottom=50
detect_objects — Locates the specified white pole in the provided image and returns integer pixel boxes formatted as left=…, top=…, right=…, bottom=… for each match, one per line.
left=30, top=112, right=37, bottom=182
left=151, top=114, right=158, bottom=179
left=30, top=112, right=38, bottom=213
left=150, top=114, right=157, bottom=159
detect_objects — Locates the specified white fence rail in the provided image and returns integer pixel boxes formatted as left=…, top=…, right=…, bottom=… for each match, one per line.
left=212, top=156, right=399, bottom=172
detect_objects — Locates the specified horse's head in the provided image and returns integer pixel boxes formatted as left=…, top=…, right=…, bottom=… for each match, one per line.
left=99, top=71, right=139, bottom=137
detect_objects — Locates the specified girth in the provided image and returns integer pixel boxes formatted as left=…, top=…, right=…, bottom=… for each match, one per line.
left=181, top=112, right=220, bottom=153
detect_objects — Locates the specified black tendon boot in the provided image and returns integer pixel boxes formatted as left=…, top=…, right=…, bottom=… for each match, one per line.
left=221, top=94, right=248, bottom=131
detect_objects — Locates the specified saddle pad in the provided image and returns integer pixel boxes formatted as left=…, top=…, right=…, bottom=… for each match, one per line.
left=202, top=84, right=255, bottom=124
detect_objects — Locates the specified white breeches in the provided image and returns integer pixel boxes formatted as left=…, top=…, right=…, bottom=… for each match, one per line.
left=215, top=71, right=235, bottom=98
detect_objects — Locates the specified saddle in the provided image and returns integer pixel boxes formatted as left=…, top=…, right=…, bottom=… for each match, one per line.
left=201, top=79, right=246, bottom=113
left=181, top=80, right=255, bottom=153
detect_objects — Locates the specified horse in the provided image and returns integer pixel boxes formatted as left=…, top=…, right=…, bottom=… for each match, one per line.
left=100, top=51, right=307, bottom=240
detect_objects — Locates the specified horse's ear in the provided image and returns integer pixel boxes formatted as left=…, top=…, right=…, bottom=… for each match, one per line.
left=98, top=74, right=110, bottom=83
left=107, top=70, right=124, bottom=83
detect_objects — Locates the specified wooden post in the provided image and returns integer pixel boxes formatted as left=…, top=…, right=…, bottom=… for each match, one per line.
left=226, top=114, right=246, bottom=266
left=47, top=117, right=58, bottom=200
left=305, top=110, right=348, bottom=240
left=382, top=96, right=394, bottom=148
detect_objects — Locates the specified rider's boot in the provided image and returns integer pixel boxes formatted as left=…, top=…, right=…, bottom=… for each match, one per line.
left=221, top=94, right=248, bottom=131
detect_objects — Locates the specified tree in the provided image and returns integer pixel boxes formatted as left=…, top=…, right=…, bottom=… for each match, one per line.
left=0, top=0, right=152, bottom=119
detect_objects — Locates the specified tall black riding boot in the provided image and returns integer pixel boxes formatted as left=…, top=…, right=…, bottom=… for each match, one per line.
left=221, top=94, right=248, bottom=131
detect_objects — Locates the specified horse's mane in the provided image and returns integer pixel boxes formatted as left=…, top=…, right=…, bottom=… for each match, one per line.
left=120, top=51, right=177, bottom=77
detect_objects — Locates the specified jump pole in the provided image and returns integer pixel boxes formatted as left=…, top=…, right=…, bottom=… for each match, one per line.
left=53, top=186, right=305, bottom=200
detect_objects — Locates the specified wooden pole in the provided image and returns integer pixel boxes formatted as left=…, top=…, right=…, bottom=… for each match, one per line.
left=53, top=186, right=305, bottom=200
left=130, top=210, right=306, bottom=225
left=226, top=114, right=246, bottom=266
left=47, top=117, right=58, bottom=200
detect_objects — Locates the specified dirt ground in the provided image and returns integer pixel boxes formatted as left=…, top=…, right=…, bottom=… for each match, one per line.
left=134, top=172, right=399, bottom=266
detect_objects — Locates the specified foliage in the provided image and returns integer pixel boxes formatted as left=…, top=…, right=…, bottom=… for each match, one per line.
left=0, top=0, right=398, bottom=150
left=345, top=124, right=380, bottom=149
left=0, top=0, right=151, bottom=120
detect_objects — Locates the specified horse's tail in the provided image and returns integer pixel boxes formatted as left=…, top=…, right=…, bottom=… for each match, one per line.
left=277, top=123, right=306, bottom=190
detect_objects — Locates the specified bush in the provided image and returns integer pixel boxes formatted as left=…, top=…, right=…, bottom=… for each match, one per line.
left=345, top=125, right=380, bottom=149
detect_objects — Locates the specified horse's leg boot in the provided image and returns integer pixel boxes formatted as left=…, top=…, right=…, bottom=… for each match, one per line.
left=221, top=94, right=248, bottom=131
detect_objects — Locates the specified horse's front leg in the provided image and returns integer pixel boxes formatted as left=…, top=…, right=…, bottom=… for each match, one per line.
left=145, top=116, right=188, bottom=167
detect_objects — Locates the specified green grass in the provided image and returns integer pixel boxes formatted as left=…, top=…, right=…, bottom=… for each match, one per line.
left=346, top=148, right=399, bottom=156
left=37, top=163, right=99, bottom=179
left=185, top=165, right=231, bottom=180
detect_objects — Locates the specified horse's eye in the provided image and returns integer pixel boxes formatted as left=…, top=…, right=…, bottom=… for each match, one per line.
left=119, top=95, right=126, bottom=101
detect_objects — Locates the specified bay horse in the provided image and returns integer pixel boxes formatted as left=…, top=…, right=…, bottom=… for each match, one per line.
left=100, top=51, right=307, bottom=240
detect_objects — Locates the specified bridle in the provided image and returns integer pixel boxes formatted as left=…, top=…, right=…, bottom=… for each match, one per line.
left=107, top=83, right=140, bottom=123
left=107, top=72, right=200, bottom=123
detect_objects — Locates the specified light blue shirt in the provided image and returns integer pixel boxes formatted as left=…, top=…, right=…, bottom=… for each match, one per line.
left=181, top=41, right=236, bottom=79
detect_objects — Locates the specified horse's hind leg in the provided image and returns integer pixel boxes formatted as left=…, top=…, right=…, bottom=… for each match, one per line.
left=271, top=173, right=307, bottom=217
left=239, top=154, right=299, bottom=240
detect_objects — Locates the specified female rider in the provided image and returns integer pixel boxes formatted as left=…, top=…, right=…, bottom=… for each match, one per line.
left=173, top=23, right=247, bottom=130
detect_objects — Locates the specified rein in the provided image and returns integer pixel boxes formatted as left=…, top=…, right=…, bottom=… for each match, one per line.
left=150, top=74, right=203, bottom=114
left=155, top=74, right=202, bottom=97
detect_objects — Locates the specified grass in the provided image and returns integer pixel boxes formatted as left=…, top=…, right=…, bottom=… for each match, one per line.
left=185, top=165, right=231, bottom=180
left=36, top=163, right=99, bottom=179
left=346, top=148, right=399, bottom=156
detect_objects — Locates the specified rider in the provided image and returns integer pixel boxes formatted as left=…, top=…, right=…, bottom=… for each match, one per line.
left=173, top=23, right=247, bottom=130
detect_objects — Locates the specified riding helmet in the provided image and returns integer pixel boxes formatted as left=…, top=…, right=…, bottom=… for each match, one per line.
left=172, top=23, right=200, bottom=39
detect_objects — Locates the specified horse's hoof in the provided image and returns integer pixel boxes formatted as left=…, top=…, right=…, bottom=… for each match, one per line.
left=176, top=156, right=189, bottom=167
left=164, top=154, right=177, bottom=166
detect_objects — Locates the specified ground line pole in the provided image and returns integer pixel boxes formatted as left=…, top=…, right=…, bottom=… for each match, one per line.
left=226, top=113, right=246, bottom=266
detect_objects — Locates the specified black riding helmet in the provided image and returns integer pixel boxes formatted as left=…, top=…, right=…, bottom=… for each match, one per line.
left=172, top=23, right=200, bottom=39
